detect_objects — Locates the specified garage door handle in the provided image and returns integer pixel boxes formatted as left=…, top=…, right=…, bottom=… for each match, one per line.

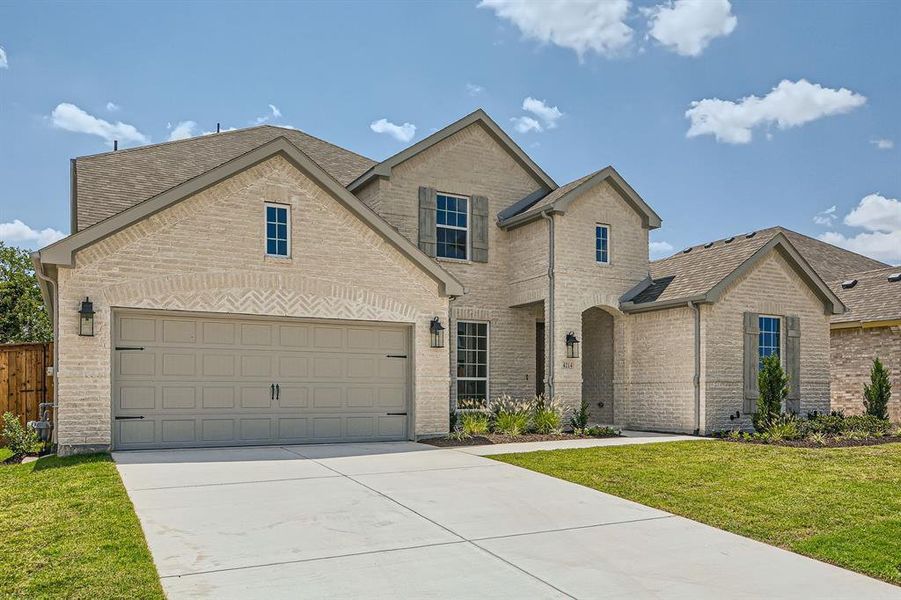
left=115, top=416, right=144, bottom=420
left=275, top=384, right=280, bottom=400
left=270, top=384, right=275, bottom=400
left=115, top=346, right=145, bottom=351
left=386, top=354, right=407, bottom=359
left=386, top=412, right=407, bottom=416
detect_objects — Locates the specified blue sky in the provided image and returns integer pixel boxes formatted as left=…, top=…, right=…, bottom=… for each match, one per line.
left=1, top=1, right=899, bottom=263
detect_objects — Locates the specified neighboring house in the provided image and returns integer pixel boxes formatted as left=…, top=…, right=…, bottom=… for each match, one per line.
left=32, top=109, right=856, bottom=455
left=829, top=267, right=901, bottom=421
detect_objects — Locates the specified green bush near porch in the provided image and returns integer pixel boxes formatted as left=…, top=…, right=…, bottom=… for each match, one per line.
left=493, top=440, right=901, bottom=585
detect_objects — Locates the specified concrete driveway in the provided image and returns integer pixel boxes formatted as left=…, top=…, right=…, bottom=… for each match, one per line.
left=114, top=442, right=900, bottom=599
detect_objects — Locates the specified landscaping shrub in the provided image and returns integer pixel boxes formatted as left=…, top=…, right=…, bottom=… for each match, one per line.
left=459, top=411, right=490, bottom=436
left=570, top=398, right=590, bottom=433
left=863, top=357, right=892, bottom=420
left=531, top=395, right=565, bottom=434
left=492, top=396, right=532, bottom=436
left=2, top=411, right=39, bottom=458
left=843, top=415, right=892, bottom=436
left=585, top=425, right=620, bottom=438
left=754, top=354, right=788, bottom=431
left=760, top=414, right=802, bottom=442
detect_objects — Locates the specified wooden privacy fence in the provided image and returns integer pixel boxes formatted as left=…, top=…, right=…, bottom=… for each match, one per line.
left=0, top=343, right=53, bottom=425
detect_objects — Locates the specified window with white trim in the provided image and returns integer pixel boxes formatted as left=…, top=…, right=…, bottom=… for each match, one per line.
left=265, top=203, right=290, bottom=257
left=437, top=193, right=469, bottom=260
left=596, top=224, right=609, bottom=264
left=758, top=315, right=781, bottom=368
left=456, top=321, right=488, bottom=408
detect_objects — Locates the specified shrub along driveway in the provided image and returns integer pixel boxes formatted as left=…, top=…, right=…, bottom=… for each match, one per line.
left=114, top=442, right=898, bottom=599
left=495, top=440, right=901, bottom=586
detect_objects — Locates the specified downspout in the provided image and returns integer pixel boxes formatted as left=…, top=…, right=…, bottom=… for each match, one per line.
left=688, top=301, right=701, bottom=435
left=32, top=254, right=59, bottom=446
left=542, top=210, right=555, bottom=398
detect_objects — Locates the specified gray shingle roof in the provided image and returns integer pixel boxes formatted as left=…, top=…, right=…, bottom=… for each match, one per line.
left=632, top=226, right=888, bottom=305
left=73, top=125, right=376, bottom=231
left=830, top=266, right=901, bottom=324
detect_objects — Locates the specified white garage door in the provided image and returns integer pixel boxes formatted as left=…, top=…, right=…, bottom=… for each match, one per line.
left=112, top=311, right=411, bottom=450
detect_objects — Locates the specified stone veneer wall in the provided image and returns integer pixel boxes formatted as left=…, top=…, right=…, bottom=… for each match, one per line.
left=55, top=156, right=450, bottom=454
left=830, top=325, right=901, bottom=421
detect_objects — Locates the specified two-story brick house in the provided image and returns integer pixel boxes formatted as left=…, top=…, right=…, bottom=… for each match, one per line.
left=34, top=110, right=850, bottom=455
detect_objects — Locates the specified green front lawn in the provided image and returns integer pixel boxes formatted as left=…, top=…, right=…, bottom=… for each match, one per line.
left=0, top=453, right=164, bottom=599
left=494, top=440, right=901, bottom=585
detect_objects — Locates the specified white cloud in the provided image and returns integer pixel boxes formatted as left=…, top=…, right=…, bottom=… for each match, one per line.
left=479, top=0, right=633, bottom=60
left=168, top=120, right=197, bottom=141
left=843, top=193, right=901, bottom=232
left=0, top=46, right=8, bottom=69
left=522, top=97, right=563, bottom=128
left=511, top=116, right=543, bottom=133
left=50, top=103, right=149, bottom=147
left=818, top=193, right=901, bottom=262
left=370, top=118, right=416, bottom=143
left=466, top=83, right=484, bottom=96
left=649, top=240, right=674, bottom=259
left=253, top=104, right=282, bottom=125
left=0, top=220, right=66, bottom=248
left=106, top=101, right=120, bottom=112
left=685, top=79, right=866, bottom=144
left=870, top=138, right=894, bottom=150
left=644, top=0, right=736, bottom=57
left=813, top=205, right=837, bottom=226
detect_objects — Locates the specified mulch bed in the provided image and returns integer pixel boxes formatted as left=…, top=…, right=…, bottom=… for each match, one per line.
left=721, top=435, right=901, bottom=448
left=421, top=432, right=621, bottom=448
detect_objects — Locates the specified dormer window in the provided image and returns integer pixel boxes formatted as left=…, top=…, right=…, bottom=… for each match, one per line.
left=436, top=193, right=469, bottom=260
left=265, top=203, right=290, bottom=257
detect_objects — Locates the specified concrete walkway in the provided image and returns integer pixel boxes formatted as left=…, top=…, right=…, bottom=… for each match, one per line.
left=114, top=442, right=900, bottom=599
left=457, top=429, right=708, bottom=456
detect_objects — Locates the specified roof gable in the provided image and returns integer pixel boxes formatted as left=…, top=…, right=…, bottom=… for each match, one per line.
left=347, top=109, right=557, bottom=193
left=40, top=137, right=464, bottom=297
left=623, top=230, right=845, bottom=314
left=498, top=166, right=662, bottom=230
left=73, top=125, right=375, bottom=232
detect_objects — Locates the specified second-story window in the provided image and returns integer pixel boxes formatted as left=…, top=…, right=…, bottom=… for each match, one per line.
left=437, top=193, right=469, bottom=260
left=265, top=203, right=290, bottom=257
left=596, top=224, right=609, bottom=264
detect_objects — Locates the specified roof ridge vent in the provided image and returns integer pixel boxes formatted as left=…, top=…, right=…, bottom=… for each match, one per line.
left=724, top=236, right=735, bottom=243
left=745, top=231, right=756, bottom=238
left=888, top=273, right=901, bottom=282
left=841, top=279, right=858, bottom=289
left=703, top=242, right=714, bottom=249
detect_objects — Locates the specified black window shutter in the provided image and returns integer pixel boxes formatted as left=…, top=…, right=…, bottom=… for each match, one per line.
left=471, top=195, right=489, bottom=263
left=743, top=312, right=760, bottom=414
left=418, top=187, right=437, bottom=257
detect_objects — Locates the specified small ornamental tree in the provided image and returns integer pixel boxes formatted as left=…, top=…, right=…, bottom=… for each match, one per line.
left=863, top=357, right=892, bottom=421
left=754, top=354, right=788, bottom=431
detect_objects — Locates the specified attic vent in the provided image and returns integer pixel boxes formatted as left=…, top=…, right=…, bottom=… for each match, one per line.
left=745, top=231, right=757, bottom=238
left=888, top=273, right=901, bottom=282
left=703, top=242, right=714, bottom=249
left=683, top=247, right=693, bottom=254
left=841, top=279, right=858, bottom=289
left=724, top=237, right=735, bottom=243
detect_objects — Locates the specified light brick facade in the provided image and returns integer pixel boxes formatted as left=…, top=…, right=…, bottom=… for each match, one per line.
left=54, top=156, right=450, bottom=454
left=830, top=325, right=901, bottom=421
left=48, top=117, right=844, bottom=452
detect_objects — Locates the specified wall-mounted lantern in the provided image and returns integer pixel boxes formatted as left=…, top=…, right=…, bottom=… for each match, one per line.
left=429, top=317, right=445, bottom=348
left=565, top=331, right=580, bottom=359
left=79, top=297, right=95, bottom=337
